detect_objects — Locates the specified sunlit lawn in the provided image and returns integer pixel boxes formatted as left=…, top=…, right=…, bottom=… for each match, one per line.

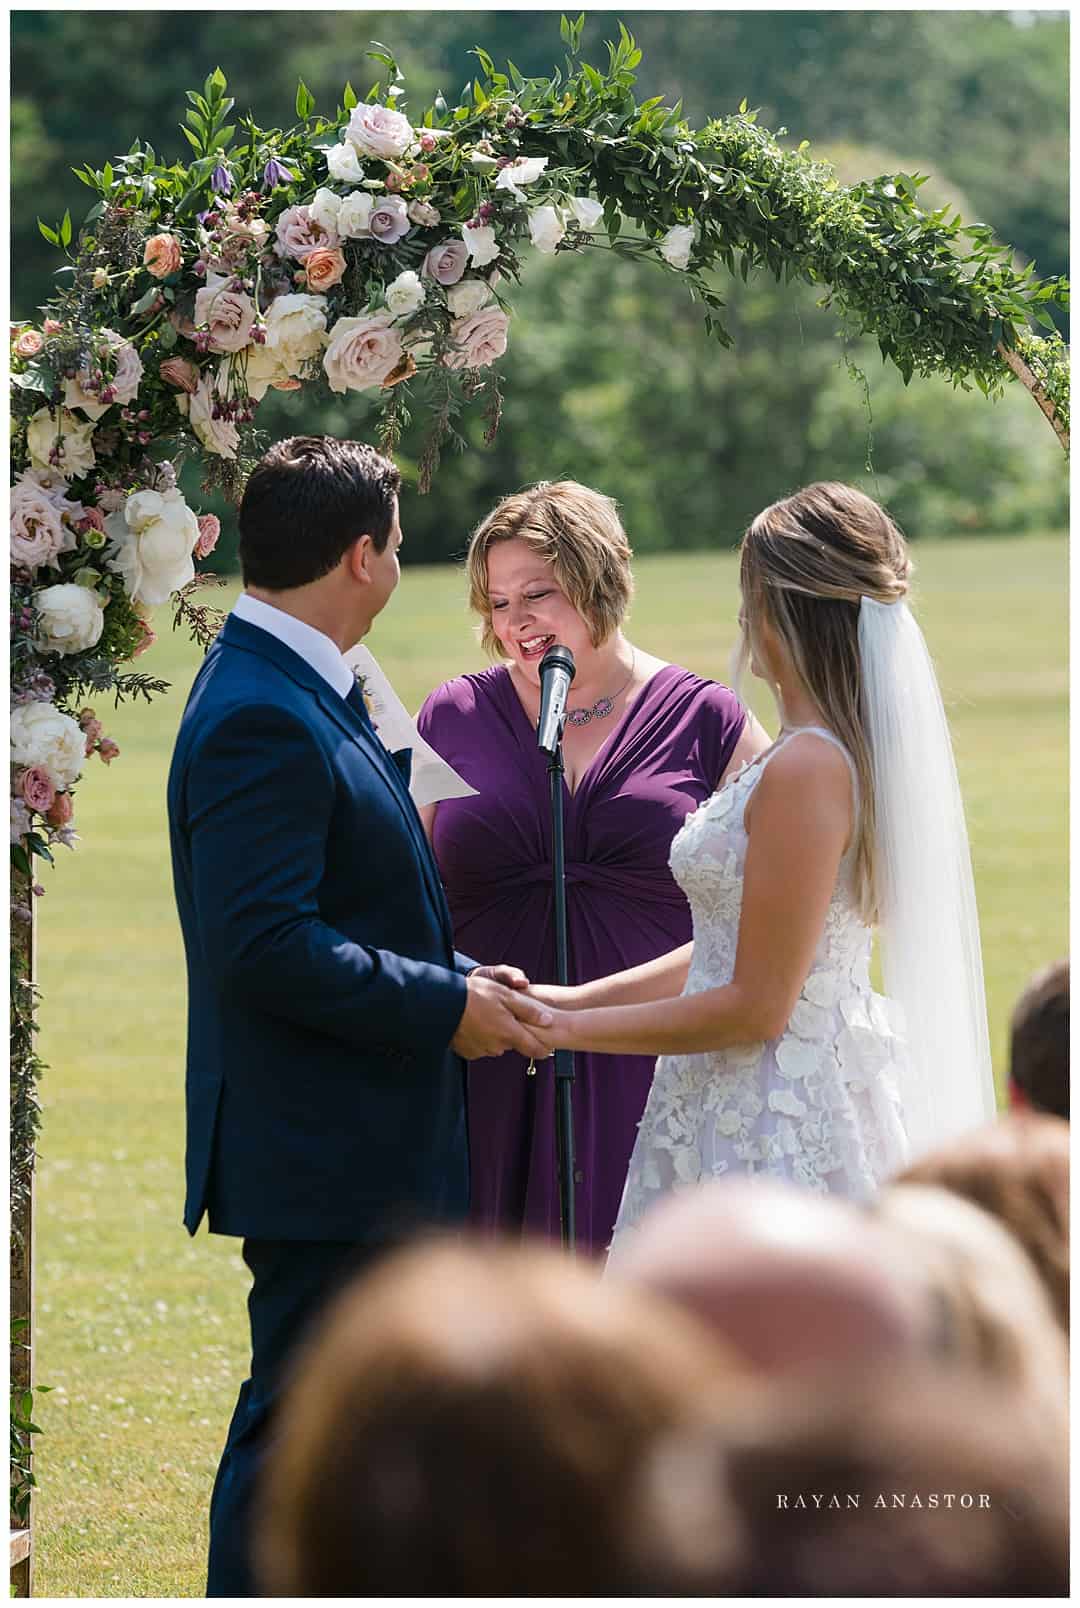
left=34, top=534, right=1066, bottom=1595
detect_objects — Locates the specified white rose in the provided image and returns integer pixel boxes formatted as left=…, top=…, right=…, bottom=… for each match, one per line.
left=325, top=141, right=365, bottom=183
left=494, top=154, right=549, bottom=199
left=445, top=278, right=493, bottom=319
left=346, top=103, right=414, bottom=160
left=175, top=374, right=240, bottom=461
left=104, top=486, right=198, bottom=607
left=263, top=293, right=329, bottom=373
left=26, top=408, right=96, bottom=479
left=322, top=312, right=404, bottom=393
left=230, top=343, right=292, bottom=401
left=528, top=205, right=566, bottom=255
left=443, top=305, right=510, bottom=371
left=385, top=270, right=426, bottom=318
left=309, top=187, right=344, bottom=235
left=568, top=195, right=605, bottom=231
left=337, top=191, right=375, bottom=239
left=62, top=329, right=143, bottom=419
left=660, top=223, right=696, bottom=270
left=10, top=702, right=86, bottom=792
left=461, top=224, right=500, bottom=267
left=33, top=582, right=106, bottom=655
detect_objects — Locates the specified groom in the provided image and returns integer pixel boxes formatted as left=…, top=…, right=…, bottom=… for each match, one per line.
left=167, top=435, right=553, bottom=1596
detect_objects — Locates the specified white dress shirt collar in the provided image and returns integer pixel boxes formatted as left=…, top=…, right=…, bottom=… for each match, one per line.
left=232, top=592, right=355, bottom=700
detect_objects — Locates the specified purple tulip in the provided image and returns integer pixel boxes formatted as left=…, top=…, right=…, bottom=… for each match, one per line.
left=262, top=157, right=294, bottom=190
left=210, top=163, right=233, bottom=196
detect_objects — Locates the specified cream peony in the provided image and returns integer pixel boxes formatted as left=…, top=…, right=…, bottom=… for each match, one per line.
left=263, top=293, right=329, bottom=373
left=322, top=313, right=403, bottom=393
left=10, top=702, right=86, bottom=792
left=11, top=472, right=80, bottom=572
left=528, top=205, right=566, bottom=256
left=33, top=583, right=106, bottom=655
left=385, top=270, right=426, bottom=318
left=462, top=224, right=500, bottom=268
left=230, top=343, right=292, bottom=401
left=325, top=141, right=365, bottom=183
left=660, top=223, right=696, bottom=270
left=25, top=408, right=96, bottom=479
left=176, top=374, right=240, bottom=460
left=105, top=487, right=198, bottom=607
left=346, top=103, right=414, bottom=160
left=445, top=278, right=493, bottom=319
left=444, top=305, right=510, bottom=371
left=337, top=191, right=375, bottom=239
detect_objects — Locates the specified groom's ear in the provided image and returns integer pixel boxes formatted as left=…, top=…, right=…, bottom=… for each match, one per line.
left=346, top=534, right=375, bottom=584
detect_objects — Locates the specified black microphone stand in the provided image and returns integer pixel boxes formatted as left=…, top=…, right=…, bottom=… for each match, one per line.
left=546, top=726, right=576, bottom=1252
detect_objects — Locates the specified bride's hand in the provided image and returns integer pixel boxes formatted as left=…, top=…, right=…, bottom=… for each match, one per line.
left=528, top=983, right=587, bottom=1011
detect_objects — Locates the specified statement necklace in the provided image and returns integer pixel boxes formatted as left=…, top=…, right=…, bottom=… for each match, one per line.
left=566, top=651, right=636, bottom=727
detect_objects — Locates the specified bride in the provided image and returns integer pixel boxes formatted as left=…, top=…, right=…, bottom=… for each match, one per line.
left=534, top=482, right=997, bottom=1247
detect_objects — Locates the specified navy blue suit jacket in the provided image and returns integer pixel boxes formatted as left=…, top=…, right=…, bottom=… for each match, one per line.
left=167, top=615, right=473, bottom=1241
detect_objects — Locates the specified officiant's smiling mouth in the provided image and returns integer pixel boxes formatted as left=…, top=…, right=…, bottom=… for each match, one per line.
left=519, top=633, right=556, bottom=660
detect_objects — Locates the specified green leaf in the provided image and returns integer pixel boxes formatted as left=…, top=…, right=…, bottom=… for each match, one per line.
left=342, top=80, right=358, bottom=111
left=10, top=845, right=31, bottom=878
left=179, top=124, right=203, bottom=153
left=60, top=208, right=72, bottom=247
left=210, top=126, right=235, bottom=152
left=128, top=284, right=159, bottom=316
left=295, top=79, right=315, bottom=120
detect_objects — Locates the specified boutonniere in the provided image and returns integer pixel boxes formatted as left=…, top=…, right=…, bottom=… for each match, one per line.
left=353, top=671, right=379, bottom=729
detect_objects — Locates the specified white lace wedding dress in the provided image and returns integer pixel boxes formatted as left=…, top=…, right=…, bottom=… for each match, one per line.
left=609, top=726, right=911, bottom=1255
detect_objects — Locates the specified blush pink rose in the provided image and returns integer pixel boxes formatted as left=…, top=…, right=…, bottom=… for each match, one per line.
left=194, top=514, right=221, bottom=560
left=97, top=738, right=120, bottom=765
left=443, top=305, right=510, bottom=371
left=368, top=195, right=411, bottom=245
left=46, top=790, right=73, bottom=828
left=43, top=319, right=63, bottom=336
left=76, top=506, right=106, bottom=536
left=303, top=247, right=347, bottom=293
left=422, top=239, right=468, bottom=286
left=193, top=275, right=256, bottom=354
left=18, top=766, right=56, bottom=814
left=144, top=233, right=183, bottom=278
left=14, top=329, right=44, bottom=359
left=322, top=312, right=403, bottom=394
left=160, top=356, right=201, bottom=394
left=10, top=472, right=79, bottom=573
left=274, top=205, right=340, bottom=261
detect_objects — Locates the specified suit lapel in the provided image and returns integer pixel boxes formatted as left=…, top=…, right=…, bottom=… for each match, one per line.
left=219, top=617, right=455, bottom=950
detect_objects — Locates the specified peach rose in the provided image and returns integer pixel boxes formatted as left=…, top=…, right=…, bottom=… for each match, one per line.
left=144, top=233, right=183, bottom=279
left=14, top=329, right=44, bottom=359
left=194, top=513, right=221, bottom=560
left=97, top=738, right=120, bottom=765
left=46, top=790, right=73, bottom=828
left=131, top=618, right=157, bottom=659
left=303, top=247, right=347, bottom=293
left=443, top=305, right=510, bottom=371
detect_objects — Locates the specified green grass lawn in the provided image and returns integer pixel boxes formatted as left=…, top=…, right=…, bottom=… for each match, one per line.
left=33, top=534, right=1066, bottom=1596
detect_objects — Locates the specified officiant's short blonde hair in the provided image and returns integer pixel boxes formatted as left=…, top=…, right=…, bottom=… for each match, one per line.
left=468, top=480, right=634, bottom=657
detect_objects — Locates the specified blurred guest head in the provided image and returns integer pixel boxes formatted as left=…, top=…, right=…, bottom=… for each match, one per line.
left=1009, top=960, right=1068, bottom=1119
left=609, top=1175, right=933, bottom=1374
left=257, top=1235, right=746, bottom=1597
left=466, top=479, right=634, bottom=675
left=896, top=1113, right=1068, bottom=1333
left=874, top=1184, right=1067, bottom=1423
left=628, top=1364, right=1069, bottom=1597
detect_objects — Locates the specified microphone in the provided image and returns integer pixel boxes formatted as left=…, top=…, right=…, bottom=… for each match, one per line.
left=536, top=644, right=576, bottom=756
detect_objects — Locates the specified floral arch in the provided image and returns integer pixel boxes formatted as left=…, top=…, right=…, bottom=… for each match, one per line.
left=7, top=14, right=1070, bottom=1555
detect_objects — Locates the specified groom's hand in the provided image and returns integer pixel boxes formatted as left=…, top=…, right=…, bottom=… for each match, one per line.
left=468, top=963, right=530, bottom=991
left=452, top=975, right=553, bottom=1061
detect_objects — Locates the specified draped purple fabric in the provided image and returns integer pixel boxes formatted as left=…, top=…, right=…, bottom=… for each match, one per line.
left=417, top=663, right=746, bottom=1254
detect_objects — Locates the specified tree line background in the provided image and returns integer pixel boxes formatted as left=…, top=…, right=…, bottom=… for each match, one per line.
left=11, top=9, right=1069, bottom=566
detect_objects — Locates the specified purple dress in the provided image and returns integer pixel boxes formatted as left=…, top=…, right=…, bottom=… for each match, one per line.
left=417, top=663, right=746, bottom=1254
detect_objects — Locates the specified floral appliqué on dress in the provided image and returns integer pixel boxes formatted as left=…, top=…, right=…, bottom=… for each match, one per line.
left=609, top=729, right=910, bottom=1255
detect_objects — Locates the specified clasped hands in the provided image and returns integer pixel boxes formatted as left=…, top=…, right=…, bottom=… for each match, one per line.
left=450, top=964, right=579, bottom=1062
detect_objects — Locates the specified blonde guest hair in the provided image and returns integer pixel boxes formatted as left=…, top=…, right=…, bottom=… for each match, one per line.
left=737, top=482, right=912, bottom=924
left=466, top=480, right=635, bottom=658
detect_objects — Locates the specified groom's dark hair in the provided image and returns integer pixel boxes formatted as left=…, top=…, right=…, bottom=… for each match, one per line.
left=239, top=435, right=401, bottom=590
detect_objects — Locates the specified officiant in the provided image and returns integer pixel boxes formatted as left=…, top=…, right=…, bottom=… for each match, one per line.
left=417, top=479, right=769, bottom=1252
